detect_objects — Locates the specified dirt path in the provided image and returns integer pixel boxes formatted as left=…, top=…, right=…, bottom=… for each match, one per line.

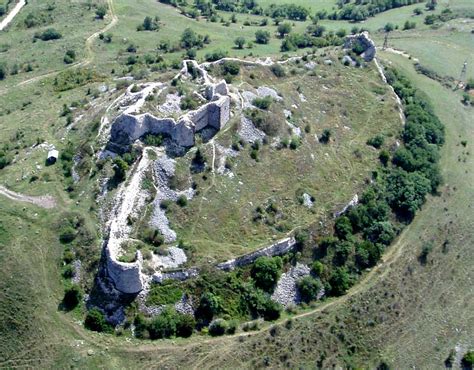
left=0, top=185, right=56, bottom=209
left=0, top=0, right=26, bottom=31
left=16, top=0, right=117, bottom=88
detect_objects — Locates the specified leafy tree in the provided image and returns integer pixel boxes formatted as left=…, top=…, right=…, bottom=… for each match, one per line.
left=365, top=221, right=396, bottom=246
left=251, top=256, right=282, bottom=292
left=181, top=28, right=204, bottom=48
left=139, top=16, right=160, bottom=31
left=297, top=276, right=322, bottom=303
left=277, top=22, right=292, bottom=38
left=386, top=169, right=431, bottom=219
left=197, top=292, right=221, bottom=320
left=255, top=30, right=270, bottom=44
left=329, top=267, right=351, bottom=296
left=234, top=36, right=246, bottom=49
left=334, top=216, right=353, bottom=240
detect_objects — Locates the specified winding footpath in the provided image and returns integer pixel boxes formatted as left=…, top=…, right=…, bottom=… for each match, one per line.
left=15, top=0, right=117, bottom=88
left=0, top=0, right=25, bottom=31
left=0, top=185, right=56, bottom=209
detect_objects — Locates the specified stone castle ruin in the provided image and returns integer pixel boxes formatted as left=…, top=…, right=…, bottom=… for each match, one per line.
left=102, top=61, right=232, bottom=294
left=343, top=31, right=376, bottom=62
left=107, top=61, right=230, bottom=153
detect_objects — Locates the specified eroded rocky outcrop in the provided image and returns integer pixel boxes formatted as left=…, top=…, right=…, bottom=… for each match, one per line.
left=344, top=31, right=376, bottom=62
left=217, top=237, right=297, bottom=271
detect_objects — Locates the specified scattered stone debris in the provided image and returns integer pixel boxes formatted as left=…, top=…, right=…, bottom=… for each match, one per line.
left=342, top=55, right=356, bottom=67
left=158, top=92, right=182, bottom=116
left=153, top=246, right=187, bottom=269
left=238, top=116, right=265, bottom=144
left=174, top=294, right=194, bottom=315
left=271, top=263, right=311, bottom=307
left=257, top=86, right=282, bottom=101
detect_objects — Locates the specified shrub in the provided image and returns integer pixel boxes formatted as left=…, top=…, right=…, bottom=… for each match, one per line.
left=95, top=5, right=107, bottom=19
left=176, top=314, right=195, bottom=337
left=143, top=133, right=163, bottom=146
left=277, top=22, right=292, bottom=37
left=222, top=60, right=240, bottom=76
left=205, top=49, right=228, bottom=62
left=289, top=136, right=301, bottom=150
left=251, top=256, right=283, bottom=292
left=461, top=351, right=474, bottom=368
left=0, top=63, right=7, bottom=80
left=35, top=28, right=62, bottom=41
left=234, top=36, right=246, bottom=49
left=255, top=30, right=270, bottom=44
left=367, top=135, right=385, bottom=149
left=319, top=129, right=331, bottom=144
left=253, top=96, right=273, bottom=110
left=113, top=158, right=129, bottom=182
left=63, top=50, right=76, bottom=64
left=143, top=228, right=164, bottom=246
left=85, top=308, right=110, bottom=332
left=209, top=319, right=228, bottom=336
left=148, top=308, right=178, bottom=339
left=177, top=195, right=188, bottom=207
left=379, top=150, right=390, bottom=166
left=334, top=216, right=353, bottom=240
left=270, top=64, right=285, bottom=77
left=63, top=285, right=82, bottom=309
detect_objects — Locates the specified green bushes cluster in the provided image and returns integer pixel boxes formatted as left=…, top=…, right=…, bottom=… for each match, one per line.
left=135, top=307, right=196, bottom=339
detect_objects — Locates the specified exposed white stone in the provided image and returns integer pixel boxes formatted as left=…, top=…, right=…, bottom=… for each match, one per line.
left=334, top=194, right=359, bottom=218
left=343, top=31, right=376, bottom=62
left=152, top=246, right=187, bottom=269
left=217, top=237, right=297, bottom=271
left=302, top=193, right=313, bottom=208
left=271, top=263, right=311, bottom=307
left=238, top=116, right=265, bottom=144
left=257, top=86, right=282, bottom=101
left=158, top=93, right=182, bottom=116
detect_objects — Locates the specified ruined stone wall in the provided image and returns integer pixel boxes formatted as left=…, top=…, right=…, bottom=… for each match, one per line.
left=343, top=31, right=376, bottom=62
left=108, top=86, right=230, bottom=152
left=217, top=237, right=297, bottom=271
